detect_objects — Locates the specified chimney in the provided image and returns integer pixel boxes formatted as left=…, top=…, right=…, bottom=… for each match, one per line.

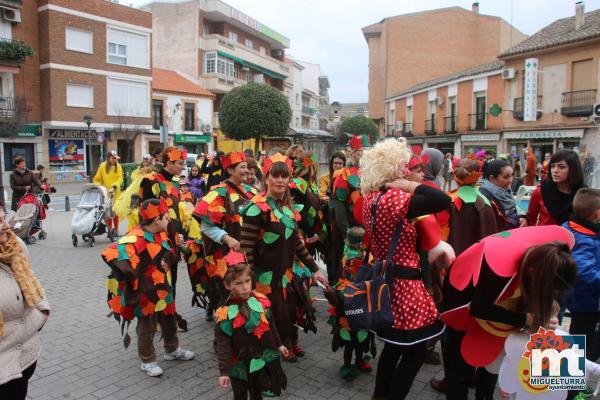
left=472, top=2, right=479, bottom=14
left=575, top=1, right=585, bottom=30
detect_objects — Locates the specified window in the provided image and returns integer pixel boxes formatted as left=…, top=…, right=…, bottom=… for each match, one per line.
left=572, top=59, right=593, bottom=91
left=406, top=106, right=413, bottom=123
left=107, top=77, right=150, bottom=117
left=108, top=42, right=126, bottom=65
left=295, top=93, right=299, bottom=105
left=107, top=27, right=149, bottom=69
left=65, top=28, right=93, bottom=54
left=184, top=103, right=195, bottom=131
left=245, top=38, right=253, bottom=49
left=228, top=31, right=238, bottom=43
left=259, top=46, right=266, bottom=56
left=245, top=72, right=253, bottom=82
left=205, top=52, right=216, bottom=73
left=152, top=99, right=163, bottom=129
left=66, top=84, right=93, bottom=108
left=203, top=24, right=210, bottom=36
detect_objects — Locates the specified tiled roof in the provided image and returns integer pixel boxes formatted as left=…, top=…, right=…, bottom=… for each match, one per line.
left=152, top=68, right=215, bottom=97
left=387, top=60, right=505, bottom=100
left=500, top=9, right=600, bottom=57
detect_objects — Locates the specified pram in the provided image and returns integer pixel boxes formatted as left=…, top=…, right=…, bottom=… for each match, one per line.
left=71, top=184, right=117, bottom=247
left=9, top=192, right=47, bottom=245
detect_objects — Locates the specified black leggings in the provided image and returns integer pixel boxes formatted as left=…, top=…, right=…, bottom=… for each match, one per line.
left=373, top=341, right=427, bottom=399
left=0, top=362, right=37, bottom=400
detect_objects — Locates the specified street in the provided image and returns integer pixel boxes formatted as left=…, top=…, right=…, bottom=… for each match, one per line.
left=24, top=210, right=449, bottom=400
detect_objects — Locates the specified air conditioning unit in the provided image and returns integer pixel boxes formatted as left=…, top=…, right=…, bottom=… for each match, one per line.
left=2, top=8, right=21, bottom=23
left=502, top=68, right=516, bottom=80
left=435, top=96, right=445, bottom=107
left=203, top=124, right=212, bottom=134
left=242, top=65, right=250, bottom=72
left=593, top=103, right=600, bottom=122
left=395, top=121, right=404, bottom=131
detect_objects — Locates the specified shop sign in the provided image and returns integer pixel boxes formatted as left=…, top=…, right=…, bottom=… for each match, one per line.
left=461, top=134, right=500, bottom=142
left=504, top=129, right=583, bottom=140
left=524, top=58, right=539, bottom=121
left=15, top=125, right=42, bottom=137
left=230, top=8, right=287, bottom=46
left=175, top=134, right=211, bottom=144
left=48, top=129, right=109, bottom=140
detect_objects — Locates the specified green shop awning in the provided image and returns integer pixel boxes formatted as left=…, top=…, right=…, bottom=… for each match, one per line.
left=217, top=50, right=287, bottom=81
left=15, top=124, right=41, bottom=137
left=175, top=134, right=211, bottom=144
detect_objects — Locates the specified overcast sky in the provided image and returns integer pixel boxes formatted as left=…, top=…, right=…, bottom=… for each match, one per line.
left=131, top=0, right=600, bottom=103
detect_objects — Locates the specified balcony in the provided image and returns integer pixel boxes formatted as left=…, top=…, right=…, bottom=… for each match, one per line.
left=513, top=96, right=542, bottom=121
left=561, top=89, right=597, bottom=117
left=200, top=34, right=289, bottom=80
left=425, top=119, right=436, bottom=135
left=385, top=124, right=395, bottom=137
left=0, top=38, right=33, bottom=65
left=202, top=73, right=247, bottom=93
left=0, top=97, right=21, bottom=118
left=302, top=105, right=316, bottom=116
left=468, top=113, right=488, bottom=131
left=402, top=123, right=413, bottom=137
left=444, top=116, right=457, bottom=134
left=0, top=97, right=30, bottom=136
left=212, top=112, right=220, bottom=129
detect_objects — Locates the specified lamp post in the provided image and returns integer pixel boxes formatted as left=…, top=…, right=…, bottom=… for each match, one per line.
left=0, top=96, right=6, bottom=206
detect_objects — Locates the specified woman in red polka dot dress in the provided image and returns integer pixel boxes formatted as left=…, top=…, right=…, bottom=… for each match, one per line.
left=360, top=138, right=452, bottom=400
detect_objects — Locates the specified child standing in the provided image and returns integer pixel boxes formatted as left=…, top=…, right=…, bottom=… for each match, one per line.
left=215, top=252, right=288, bottom=400
left=324, top=226, right=376, bottom=381
left=102, top=199, right=194, bottom=377
left=564, top=187, right=600, bottom=361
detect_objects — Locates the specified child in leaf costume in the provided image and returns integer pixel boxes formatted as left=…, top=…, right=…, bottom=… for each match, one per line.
left=324, top=227, right=376, bottom=381
left=240, top=155, right=329, bottom=362
left=192, top=152, right=256, bottom=320
left=216, top=252, right=288, bottom=400
left=102, top=199, right=194, bottom=377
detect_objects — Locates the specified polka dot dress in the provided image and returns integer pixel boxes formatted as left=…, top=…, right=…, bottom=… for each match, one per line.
left=363, top=189, right=440, bottom=331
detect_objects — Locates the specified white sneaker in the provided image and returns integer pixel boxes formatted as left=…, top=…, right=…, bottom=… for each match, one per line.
left=140, top=362, right=163, bottom=377
left=163, top=346, right=194, bottom=361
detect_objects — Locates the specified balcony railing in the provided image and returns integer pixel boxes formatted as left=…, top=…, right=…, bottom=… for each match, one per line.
left=425, top=119, right=436, bottom=135
left=386, top=124, right=395, bottom=137
left=402, top=123, right=413, bottom=137
left=0, top=38, right=33, bottom=64
left=302, top=106, right=316, bottom=116
left=561, top=89, right=597, bottom=117
left=513, top=96, right=543, bottom=121
left=0, top=97, right=19, bottom=117
left=444, top=116, right=457, bottom=134
left=468, top=113, right=488, bottom=131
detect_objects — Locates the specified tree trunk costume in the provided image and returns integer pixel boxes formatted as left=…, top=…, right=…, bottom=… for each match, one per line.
left=191, top=152, right=256, bottom=311
left=102, top=200, right=179, bottom=355
left=139, top=148, right=187, bottom=330
left=524, top=148, right=537, bottom=186
left=440, top=226, right=575, bottom=400
left=215, top=291, right=287, bottom=400
left=240, top=154, right=319, bottom=349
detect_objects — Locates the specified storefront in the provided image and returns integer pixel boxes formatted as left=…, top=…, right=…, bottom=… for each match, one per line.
left=174, top=133, right=213, bottom=155
left=503, top=129, right=583, bottom=164
left=461, top=133, right=500, bottom=158
left=1, top=124, right=44, bottom=190
left=46, top=129, right=109, bottom=183
left=424, top=135, right=459, bottom=157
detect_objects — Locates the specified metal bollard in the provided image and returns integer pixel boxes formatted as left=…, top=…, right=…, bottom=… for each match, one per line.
left=65, top=195, right=70, bottom=212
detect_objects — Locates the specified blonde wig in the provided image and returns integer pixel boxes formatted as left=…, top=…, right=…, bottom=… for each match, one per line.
left=359, top=138, right=411, bottom=194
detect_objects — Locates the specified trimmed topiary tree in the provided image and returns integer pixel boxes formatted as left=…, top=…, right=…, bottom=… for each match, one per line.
left=338, top=115, right=378, bottom=143
left=219, top=82, right=292, bottom=153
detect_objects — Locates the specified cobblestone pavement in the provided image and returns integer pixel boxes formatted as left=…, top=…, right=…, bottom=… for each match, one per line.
left=24, top=211, right=491, bottom=400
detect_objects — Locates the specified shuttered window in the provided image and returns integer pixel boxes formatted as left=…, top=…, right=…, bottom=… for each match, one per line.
left=571, top=59, right=593, bottom=91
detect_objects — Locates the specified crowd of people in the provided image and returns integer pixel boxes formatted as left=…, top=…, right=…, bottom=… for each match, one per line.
left=1, top=136, right=600, bottom=400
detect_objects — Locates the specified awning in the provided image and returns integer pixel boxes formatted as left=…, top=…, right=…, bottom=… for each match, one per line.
left=287, top=128, right=334, bottom=139
left=217, top=50, right=287, bottom=81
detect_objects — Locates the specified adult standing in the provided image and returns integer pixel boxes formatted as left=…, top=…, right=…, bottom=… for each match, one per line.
left=442, top=152, right=453, bottom=192
left=192, top=152, right=256, bottom=320
left=523, top=146, right=537, bottom=186
left=0, top=204, right=50, bottom=399
left=240, top=154, right=328, bottom=360
left=480, top=159, right=527, bottom=229
left=187, top=165, right=206, bottom=199
left=245, top=157, right=263, bottom=192
left=200, top=150, right=225, bottom=190
left=526, top=149, right=584, bottom=227
left=318, top=151, right=346, bottom=200
left=360, top=138, right=451, bottom=400
left=93, top=150, right=123, bottom=236
left=139, top=147, right=187, bottom=330
left=9, top=156, right=42, bottom=212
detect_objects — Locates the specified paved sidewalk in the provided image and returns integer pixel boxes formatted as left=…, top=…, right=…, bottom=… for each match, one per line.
left=24, top=211, right=491, bottom=400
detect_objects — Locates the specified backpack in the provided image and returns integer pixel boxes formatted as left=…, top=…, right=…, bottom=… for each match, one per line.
left=343, top=191, right=399, bottom=331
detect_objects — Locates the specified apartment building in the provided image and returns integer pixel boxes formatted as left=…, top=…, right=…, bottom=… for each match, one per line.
left=385, top=61, right=504, bottom=156
left=498, top=3, right=600, bottom=168
left=36, top=0, right=152, bottom=182
left=362, top=3, right=526, bottom=135
left=151, top=68, right=215, bottom=156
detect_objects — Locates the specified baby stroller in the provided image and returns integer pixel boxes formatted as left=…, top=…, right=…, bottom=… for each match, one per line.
left=71, top=184, right=116, bottom=247
left=9, top=192, right=47, bottom=245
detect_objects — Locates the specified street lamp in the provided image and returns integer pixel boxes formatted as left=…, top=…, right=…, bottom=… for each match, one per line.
left=0, top=96, right=6, bottom=207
